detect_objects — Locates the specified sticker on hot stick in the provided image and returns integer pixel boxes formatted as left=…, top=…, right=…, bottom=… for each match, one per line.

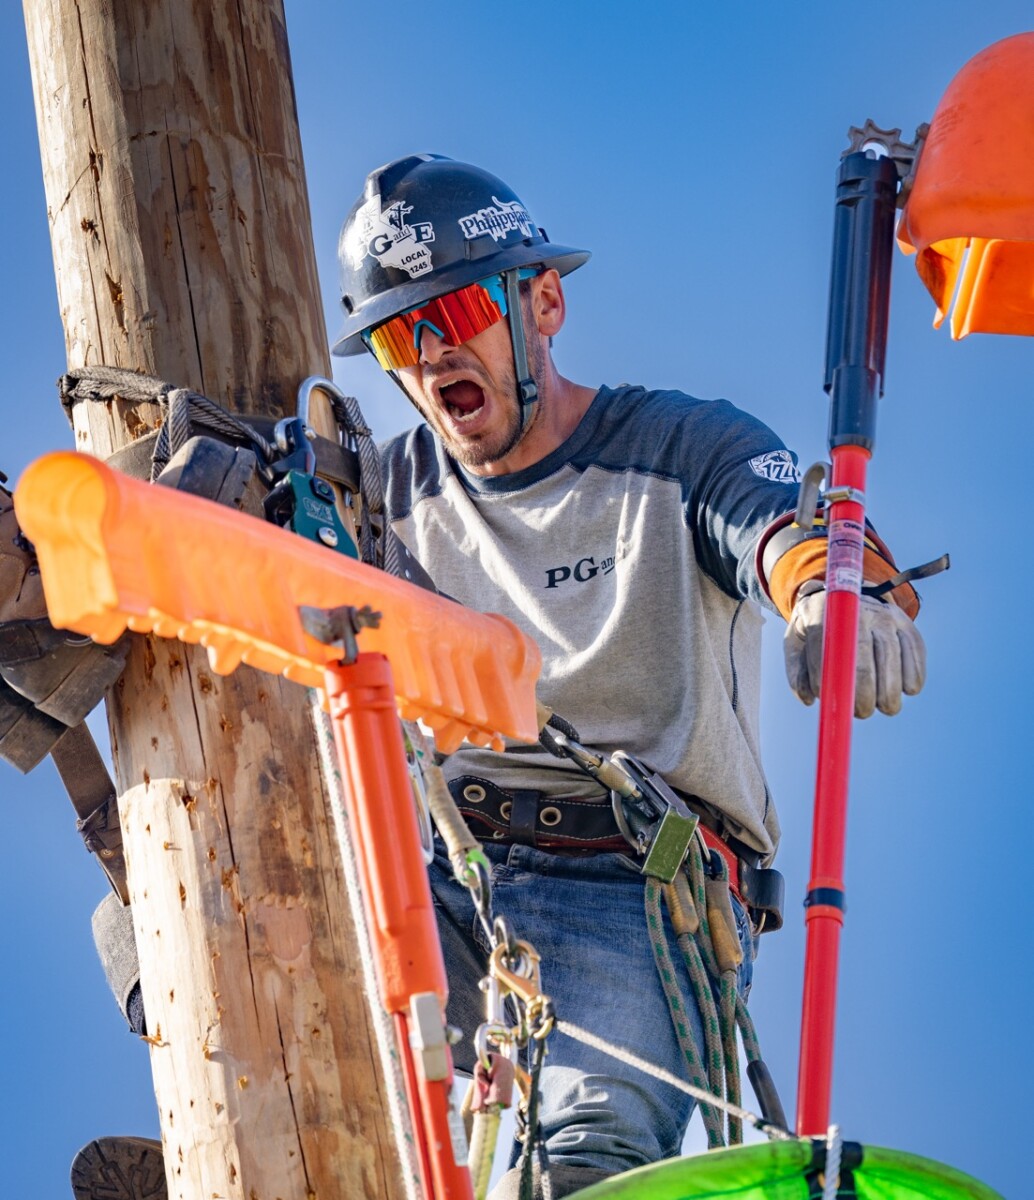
left=827, top=518, right=864, bottom=593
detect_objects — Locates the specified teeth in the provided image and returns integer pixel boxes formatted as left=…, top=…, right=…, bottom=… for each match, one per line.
left=444, top=399, right=484, bottom=423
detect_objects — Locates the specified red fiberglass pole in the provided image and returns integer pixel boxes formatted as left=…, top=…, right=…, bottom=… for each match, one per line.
left=795, top=148, right=900, bottom=1136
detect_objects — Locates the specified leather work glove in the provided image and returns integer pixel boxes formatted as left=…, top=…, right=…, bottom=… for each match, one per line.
left=784, top=585, right=926, bottom=718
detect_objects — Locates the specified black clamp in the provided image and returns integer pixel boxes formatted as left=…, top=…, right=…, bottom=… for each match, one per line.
left=299, top=604, right=382, bottom=665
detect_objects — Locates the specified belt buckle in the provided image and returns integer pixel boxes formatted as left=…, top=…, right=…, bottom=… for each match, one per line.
left=610, top=753, right=698, bottom=883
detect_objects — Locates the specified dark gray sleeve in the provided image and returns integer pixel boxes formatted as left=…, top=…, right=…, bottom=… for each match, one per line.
left=685, top=400, right=801, bottom=606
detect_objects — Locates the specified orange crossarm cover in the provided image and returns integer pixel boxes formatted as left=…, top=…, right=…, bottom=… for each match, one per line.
left=14, top=452, right=541, bottom=754
left=898, top=32, right=1034, bottom=339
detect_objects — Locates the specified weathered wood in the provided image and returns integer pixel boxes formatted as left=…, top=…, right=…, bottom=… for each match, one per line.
left=23, top=2, right=407, bottom=1197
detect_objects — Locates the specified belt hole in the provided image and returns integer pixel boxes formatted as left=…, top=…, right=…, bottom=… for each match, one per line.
left=539, top=806, right=562, bottom=827
left=463, top=784, right=486, bottom=804
left=492, top=830, right=504, bottom=839
left=499, top=800, right=512, bottom=820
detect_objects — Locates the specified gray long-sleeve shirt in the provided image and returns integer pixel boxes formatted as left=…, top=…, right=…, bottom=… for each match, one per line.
left=382, top=385, right=802, bottom=859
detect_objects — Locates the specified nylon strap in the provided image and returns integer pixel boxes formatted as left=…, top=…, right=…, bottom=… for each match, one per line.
left=503, top=268, right=538, bottom=429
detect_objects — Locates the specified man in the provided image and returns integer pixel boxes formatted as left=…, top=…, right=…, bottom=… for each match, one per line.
left=71, top=152, right=924, bottom=1200
left=330, top=154, right=926, bottom=1198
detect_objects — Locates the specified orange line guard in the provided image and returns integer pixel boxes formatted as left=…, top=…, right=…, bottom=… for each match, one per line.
left=14, top=452, right=540, bottom=754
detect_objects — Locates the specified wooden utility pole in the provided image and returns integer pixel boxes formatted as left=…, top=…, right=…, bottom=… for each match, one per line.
left=23, top=3, right=407, bottom=1197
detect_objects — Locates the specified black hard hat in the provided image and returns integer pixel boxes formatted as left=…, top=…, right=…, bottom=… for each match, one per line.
left=331, top=154, right=590, bottom=357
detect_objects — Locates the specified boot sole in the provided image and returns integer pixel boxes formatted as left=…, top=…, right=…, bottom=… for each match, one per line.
left=70, top=1136, right=167, bottom=1200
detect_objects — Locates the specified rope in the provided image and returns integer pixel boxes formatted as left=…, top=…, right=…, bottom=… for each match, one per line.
left=672, top=840, right=735, bottom=1144
left=554, top=1020, right=793, bottom=1141
left=645, top=834, right=780, bottom=1149
left=822, top=1125, right=842, bottom=1200
left=644, top=877, right=725, bottom=1147
left=468, top=1108, right=502, bottom=1200
left=680, top=841, right=727, bottom=1111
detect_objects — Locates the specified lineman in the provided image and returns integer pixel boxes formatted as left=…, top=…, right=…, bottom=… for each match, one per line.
left=68, top=153, right=926, bottom=1200
left=332, top=154, right=925, bottom=1198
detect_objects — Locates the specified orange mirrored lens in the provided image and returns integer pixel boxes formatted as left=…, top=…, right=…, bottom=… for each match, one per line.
left=364, top=281, right=507, bottom=370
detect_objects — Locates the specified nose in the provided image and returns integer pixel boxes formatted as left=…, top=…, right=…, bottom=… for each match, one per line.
left=416, top=322, right=450, bottom=365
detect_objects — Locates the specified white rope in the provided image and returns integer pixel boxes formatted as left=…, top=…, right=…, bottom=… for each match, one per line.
left=822, top=1124, right=842, bottom=1200
left=311, top=697, right=423, bottom=1200
left=556, top=1019, right=795, bottom=1141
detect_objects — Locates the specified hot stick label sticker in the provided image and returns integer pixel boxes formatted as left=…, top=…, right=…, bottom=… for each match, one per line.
left=457, top=197, right=536, bottom=242
left=345, top=197, right=435, bottom=278
left=827, top=518, right=864, bottom=593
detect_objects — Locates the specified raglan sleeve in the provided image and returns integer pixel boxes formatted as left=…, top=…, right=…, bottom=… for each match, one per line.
left=685, top=400, right=921, bottom=620
left=685, top=400, right=803, bottom=609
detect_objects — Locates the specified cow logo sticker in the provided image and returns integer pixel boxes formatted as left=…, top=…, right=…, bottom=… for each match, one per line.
left=344, top=196, right=435, bottom=278
left=457, top=197, right=536, bottom=243
left=748, top=450, right=801, bottom=483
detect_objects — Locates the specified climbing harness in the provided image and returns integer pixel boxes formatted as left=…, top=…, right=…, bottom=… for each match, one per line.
left=536, top=709, right=789, bottom=1148
left=537, top=713, right=785, bottom=931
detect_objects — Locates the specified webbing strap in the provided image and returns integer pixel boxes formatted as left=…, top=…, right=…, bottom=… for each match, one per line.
left=503, top=268, right=538, bottom=429
left=50, top=721, right=127, bottom=902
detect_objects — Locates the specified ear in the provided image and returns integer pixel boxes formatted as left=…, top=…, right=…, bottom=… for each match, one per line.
left=531, top=269, right=565, bottom=338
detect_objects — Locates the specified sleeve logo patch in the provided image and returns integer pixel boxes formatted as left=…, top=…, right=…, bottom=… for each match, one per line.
left=345, top=197, right=435, bottom=279
left=748, top=450, right=801, bottom=483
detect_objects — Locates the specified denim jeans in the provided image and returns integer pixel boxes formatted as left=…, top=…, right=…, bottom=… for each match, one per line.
left=430, top=839, right=756, bottom=1176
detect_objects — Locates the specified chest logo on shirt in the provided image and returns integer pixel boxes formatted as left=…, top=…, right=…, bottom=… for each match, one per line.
left=748, top=450, right=801, bottom=483
left=545, top=554, right=616, bottom=589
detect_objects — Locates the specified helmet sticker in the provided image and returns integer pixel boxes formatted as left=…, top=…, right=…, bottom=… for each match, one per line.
left=344, top=196, right=436, bottom=279
left=748, top=450, right=801, bottom=483
left=458, top=197, right=536, bottom=243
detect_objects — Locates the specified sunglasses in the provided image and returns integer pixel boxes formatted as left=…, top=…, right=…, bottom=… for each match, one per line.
left=362, top=269, right=540, bottom=371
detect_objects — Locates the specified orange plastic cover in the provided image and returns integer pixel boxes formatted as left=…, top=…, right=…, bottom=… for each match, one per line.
left=898, top=32, right=1034, bottom=338
left=14, top=452, right=541, bottom=754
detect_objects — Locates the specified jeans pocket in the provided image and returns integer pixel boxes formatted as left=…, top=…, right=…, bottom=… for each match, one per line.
left=732, top=895, right=755, bottom=999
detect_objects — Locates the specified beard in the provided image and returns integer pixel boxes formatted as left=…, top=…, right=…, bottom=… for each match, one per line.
left=410, top=311, right=546, bottom=470
left=440, top=360, right=524, bottom=469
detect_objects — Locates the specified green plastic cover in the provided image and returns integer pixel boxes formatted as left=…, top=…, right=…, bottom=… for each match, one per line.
left=856, top=1146, right=1004, bottom=1200
left=565, top=1141, right=1005, bottom=1200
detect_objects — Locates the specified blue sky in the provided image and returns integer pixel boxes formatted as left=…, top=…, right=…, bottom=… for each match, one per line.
left=1, top=4, right=1030, bottom=1198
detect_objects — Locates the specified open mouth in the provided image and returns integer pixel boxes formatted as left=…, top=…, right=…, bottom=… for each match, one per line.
left=439, top=380, right=486, bottom=424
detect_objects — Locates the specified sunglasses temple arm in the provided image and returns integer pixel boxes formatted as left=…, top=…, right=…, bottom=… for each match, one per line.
left=503, top=267, right=538, bottom=426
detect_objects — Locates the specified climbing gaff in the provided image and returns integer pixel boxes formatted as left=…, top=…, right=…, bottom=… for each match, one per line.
left=897, top=32, right=1034, bottom=338
left=796, top=147, right=900, bottom=1138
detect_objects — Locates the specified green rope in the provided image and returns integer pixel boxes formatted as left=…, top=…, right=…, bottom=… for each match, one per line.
left=698, top=847, right=743, bottom=1145
left=719, top=972, right=741, bottom=1144
left=646, top=835, right=775, bottom=1149
left=675, top=929, right=723, bottom=1099
left=684, top=836, right=739, bottom=1142
left=644, top=878, right=725, bottom=1148
left=736, top=994, right=762, bottom=1063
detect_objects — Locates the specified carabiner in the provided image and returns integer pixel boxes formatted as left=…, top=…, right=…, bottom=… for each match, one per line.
left=488, top=940, right=543, bottom=1007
